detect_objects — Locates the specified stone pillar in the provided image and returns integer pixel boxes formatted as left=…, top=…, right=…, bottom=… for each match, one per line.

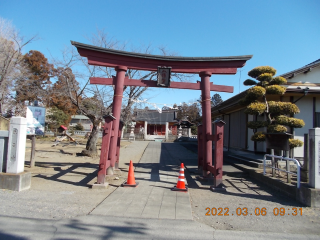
left=309, top=128, right=320, bottom=189
left=144, top=121, right=148, bottom=140
left=0, top=131, right=9, bottom=172
left=165, top=122, right=169, bottom=141
left=6, top=117, right=27, bottom=174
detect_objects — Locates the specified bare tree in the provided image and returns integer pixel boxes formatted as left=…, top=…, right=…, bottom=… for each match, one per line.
left=0, top=17, right=36, bottom=115
left=176, top=101, right=201, bottom=124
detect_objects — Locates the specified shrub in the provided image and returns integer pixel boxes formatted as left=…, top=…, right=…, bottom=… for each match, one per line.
left=276, top=115, right=305, bottom=128
left=248, top=66, right=276, bottom=78
left=266, top=85, right=286, bottom=95
left=268, top=101, right=300, bottom=115
left=245, top=102, right=266, bottom=115
left=246, top=86, right=266, bottom=100
left=251, top=131, right=266, bottom=141
left=243, top=79, right=257, bottom=86
left=289, top=139, right=303, bottom=148
left=270, top=76, right=287, bottom=85
left=74, top=123, right=84, bottom=131
left=256, top=73, right=273, bottom=82
left=247, top=121, right=268, bottom=129
left=267, top=124, right=287, bottom=133
left=191, top=125, right=198, bottom=135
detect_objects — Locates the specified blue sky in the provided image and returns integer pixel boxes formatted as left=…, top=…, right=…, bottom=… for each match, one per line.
left=1, top=0, right=320, bottom=109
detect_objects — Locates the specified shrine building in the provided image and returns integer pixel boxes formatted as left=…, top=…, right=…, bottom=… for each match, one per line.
left=133, top=109, right=178, bottom=141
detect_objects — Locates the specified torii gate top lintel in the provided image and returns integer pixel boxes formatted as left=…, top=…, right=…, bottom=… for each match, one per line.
left=71, top=41, right=252, bottom=74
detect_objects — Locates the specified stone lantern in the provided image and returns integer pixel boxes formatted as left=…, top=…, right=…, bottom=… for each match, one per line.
left=129, top=121, right=136, bottom=141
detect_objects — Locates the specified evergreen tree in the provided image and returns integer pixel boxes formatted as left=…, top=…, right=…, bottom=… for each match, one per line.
left=242, top=66, right=304, bottom=148
left=47, top=106, right=69, bottom=131
left=211, top=93, right=223, bottom=107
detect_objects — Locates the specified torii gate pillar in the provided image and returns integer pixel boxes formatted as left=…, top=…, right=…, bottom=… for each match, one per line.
left=107, top=66, right=127, bottom=175
left=200, top=71, right=212, bottom=177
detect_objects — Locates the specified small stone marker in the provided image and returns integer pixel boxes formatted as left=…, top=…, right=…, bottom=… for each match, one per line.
left=6, top=117, right=27, bottom=174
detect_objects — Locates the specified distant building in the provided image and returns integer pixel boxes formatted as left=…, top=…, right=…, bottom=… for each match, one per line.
left=211, top=58, right=320, bottom=158
left=133, top=109, right=179, bottom=141
left=69, top=115, right=92, bottom=131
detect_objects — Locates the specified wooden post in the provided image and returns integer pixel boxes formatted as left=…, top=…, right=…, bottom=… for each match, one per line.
left=29, top=135, right=36, bottom=167
left=200, top=71, right=212, bottom=178
left=197, top=125, right=203, bottom=170
left=115, top=121, right=124, bottom=172
left=271, top=149, right=275, bottom=177
left=301, top=133, right=309, bottom=182
left=286, top=150, right=291, bottom=184
left=213, top=120, right=225, bottom=187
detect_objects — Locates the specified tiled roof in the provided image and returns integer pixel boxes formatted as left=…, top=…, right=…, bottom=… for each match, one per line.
left=71, top=41, right=252, bottom=62
left=305, top=58, right=320, bottom=66
left=135, top=110, right=177, bottom=124
left=71, top=115, right=89, bottom=120
left=280, top=58, right=320, bottom=79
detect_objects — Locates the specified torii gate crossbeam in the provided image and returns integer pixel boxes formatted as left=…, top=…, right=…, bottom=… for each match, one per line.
left=71, top=41, right=252, bottom=188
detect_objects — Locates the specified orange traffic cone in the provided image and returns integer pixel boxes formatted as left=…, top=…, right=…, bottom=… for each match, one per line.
left=172, top=163, right=188, bottom=192
left=122, top=160, right=139, bottom=187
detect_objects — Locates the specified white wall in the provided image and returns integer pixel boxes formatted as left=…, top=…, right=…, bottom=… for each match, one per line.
left=286, top=67, right=320, bottom=84
left=294, top=96, right=314, bottom=157
left=285, top=67, right=320, bottom=157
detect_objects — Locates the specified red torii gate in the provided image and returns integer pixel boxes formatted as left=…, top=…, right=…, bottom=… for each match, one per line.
left=71, top=41, right=252, bottom=188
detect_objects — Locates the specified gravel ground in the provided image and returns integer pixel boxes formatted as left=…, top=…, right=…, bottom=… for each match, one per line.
left=178, top=143, right=320, bottom=235
left=0, top=138, right=134, bottom=220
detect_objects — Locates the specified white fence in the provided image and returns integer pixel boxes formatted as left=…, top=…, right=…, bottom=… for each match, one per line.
left=45, top=131, right=103, bottom=138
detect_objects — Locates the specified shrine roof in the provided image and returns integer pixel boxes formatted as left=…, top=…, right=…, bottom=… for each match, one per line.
left=134, top=109, right=177, bottom=125
left=174, top=119, right=195, bottom=128
left=71, top=41, right=252, bottom=62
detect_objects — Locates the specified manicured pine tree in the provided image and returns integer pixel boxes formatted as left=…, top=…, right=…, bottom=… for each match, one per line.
left=242, top=66, right=304, bottom=148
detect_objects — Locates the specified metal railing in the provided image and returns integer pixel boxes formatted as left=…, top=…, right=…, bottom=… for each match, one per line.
left=263, top=154, right=301, bottom=188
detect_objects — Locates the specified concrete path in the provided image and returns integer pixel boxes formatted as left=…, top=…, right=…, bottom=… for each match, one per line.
left=118, top=140, right=149, bottom=167
left=1, top=214, right=319, bottom=240
left=91, top=142, right=192, bottom=219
